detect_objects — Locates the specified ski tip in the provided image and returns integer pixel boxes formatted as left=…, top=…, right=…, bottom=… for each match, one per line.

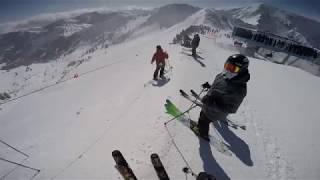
left=112, top=150, right=121, bottom=156
left=165, top=99, right=172, bottom=103
left=150, top=153, right=158, bottom=158
left=179, top=89, right=187, bottom=95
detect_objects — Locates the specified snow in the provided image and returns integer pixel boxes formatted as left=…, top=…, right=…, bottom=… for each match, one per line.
left=233, top=4, right=261, bottom=25
left=242, top=15, right=261, bottom=26
left=61, top=23, right=92, bottom=37
left=1, top=10, right=320, bottom=180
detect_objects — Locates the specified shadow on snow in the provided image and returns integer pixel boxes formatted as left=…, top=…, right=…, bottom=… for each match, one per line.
left=199, top=138, right=230, bottom=180
left=180, top=51, right=206, bottom=68
left=214, top=121, right=253, bottom=166
left=152, top=78, right=170, bottom=87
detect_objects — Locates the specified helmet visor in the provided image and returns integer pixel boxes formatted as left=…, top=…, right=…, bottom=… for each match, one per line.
left=224, top=63, right=240, bottom=73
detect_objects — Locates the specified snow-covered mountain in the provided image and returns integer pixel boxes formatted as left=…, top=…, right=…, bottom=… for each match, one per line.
left=1, top=3, right=320, bottom=180
left=0, top=9, right=151, bottom=70
left=1, top=3, right=320, bottom=71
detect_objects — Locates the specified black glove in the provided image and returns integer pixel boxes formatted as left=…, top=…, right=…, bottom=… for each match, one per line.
left=201, top=82, right=211, bottom=90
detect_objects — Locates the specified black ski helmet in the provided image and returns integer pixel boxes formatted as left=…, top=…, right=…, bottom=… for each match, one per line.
left=225, top=54, right=249, bottom=71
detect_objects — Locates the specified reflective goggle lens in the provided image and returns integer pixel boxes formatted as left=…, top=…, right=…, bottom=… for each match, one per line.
left=224, top=63, right=240, bottom=73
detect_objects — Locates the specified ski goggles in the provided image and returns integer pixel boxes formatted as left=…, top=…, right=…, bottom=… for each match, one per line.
left=224, top=63, right=241, bottom=73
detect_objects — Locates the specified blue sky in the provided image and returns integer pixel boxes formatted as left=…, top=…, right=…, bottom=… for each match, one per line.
left=0, top=0, right=319, bottom=23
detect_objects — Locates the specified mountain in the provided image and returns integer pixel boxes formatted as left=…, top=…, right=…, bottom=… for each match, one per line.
left=0, top=10, right=151, bottom=70
left=1, top=3, right=320, bottom=71
left=143, top=4, right=200, bottom=28
left=0, top=4, right=201, bottom=71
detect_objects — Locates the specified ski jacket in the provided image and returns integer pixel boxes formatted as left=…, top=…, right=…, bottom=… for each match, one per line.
left=151, top=49, right=168, bottom=66
left=202, top=70, right=250, bottom=119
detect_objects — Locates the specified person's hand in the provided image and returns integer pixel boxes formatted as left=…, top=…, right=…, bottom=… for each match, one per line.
left=201, top=82, right=211, bottom=89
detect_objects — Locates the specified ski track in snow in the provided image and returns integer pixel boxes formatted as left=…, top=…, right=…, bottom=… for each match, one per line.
left=245, top=101, right=296, bottom=180
left=50, top=83, right=148, bottom=179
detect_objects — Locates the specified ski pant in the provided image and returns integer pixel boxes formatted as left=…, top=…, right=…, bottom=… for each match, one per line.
left=192, top=47, right=196, bottom=56
left=198, top=110, right=227, bottom=136
left=192, top=45, right=198, bottom=56
left=153, top=63, right=165, bottom=79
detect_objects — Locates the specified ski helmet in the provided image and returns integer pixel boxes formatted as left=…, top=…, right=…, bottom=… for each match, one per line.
left=222, top=54, right=249, bottom=79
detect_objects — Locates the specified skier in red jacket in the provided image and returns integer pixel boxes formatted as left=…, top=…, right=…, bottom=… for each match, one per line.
left=151, top=45, right=169, bottom=80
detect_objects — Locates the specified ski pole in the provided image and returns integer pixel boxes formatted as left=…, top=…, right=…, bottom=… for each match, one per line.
left=0, top=157, right=40, bottom=172
left=0, top=139, right=29, bottom=157
left=164, top=125, right=196, bottom=177
left=164, top=104, right=198, bottom=125
left=183, top=167, right=197, bottom=177
left=186, top=87, right=205, bottom=119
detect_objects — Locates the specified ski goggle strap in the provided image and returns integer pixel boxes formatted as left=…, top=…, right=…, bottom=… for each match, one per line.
left=224, top=63, right=241, bottom=73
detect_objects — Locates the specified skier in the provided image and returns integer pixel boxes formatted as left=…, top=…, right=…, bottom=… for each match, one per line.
left=197, top=54, right=250, bottom=140
left=151, top=45, right=169, bottom=80
left=191, top=34, right=200, bottom=56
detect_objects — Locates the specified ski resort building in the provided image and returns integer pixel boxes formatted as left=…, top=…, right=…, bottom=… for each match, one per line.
left=232, top=26, right=320, bottom=61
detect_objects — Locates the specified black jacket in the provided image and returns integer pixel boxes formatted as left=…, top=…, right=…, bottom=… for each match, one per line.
left=203, top=70, right=250, bottom=115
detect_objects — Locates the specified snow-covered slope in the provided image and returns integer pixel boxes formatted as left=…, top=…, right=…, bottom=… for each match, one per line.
left=1, top=10, right=320, bottom=180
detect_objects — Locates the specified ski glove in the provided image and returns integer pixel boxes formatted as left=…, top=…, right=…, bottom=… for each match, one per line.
left=201, top=82, right=211, bottom=90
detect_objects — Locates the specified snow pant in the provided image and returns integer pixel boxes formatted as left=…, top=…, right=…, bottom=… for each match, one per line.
left=153, top=63, right=165, bottom=79
left=192, top=46, right=196, bottom=56
left=198, top=110, right=227, bottom=137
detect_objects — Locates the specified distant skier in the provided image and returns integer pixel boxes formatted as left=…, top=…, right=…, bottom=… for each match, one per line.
left=191, top=34, right=200, bottom=56
left=198, top=54, right=250, bottom=140
left=151, top=45, right=169, bottom=80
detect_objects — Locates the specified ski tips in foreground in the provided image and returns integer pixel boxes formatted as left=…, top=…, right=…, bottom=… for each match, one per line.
left=151, top=153, right=170, bottom=180
left=112, top=150, right=137, bottom=180
left=165, top=99, right=183, bottom=117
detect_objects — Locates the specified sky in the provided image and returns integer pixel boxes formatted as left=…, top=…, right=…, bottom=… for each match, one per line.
left=0, top=0, right=319, bottom=23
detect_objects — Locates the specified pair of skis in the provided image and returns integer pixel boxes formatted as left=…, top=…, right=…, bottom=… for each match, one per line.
left=179, top=89, right=246, bottom=130
left=164, top=89, right=246, bottom=156
left=165, top=99, right=232, bottom=156
left=112, top=150, right=214, bottom=180
left=112, top=150, right=169, bottom=180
